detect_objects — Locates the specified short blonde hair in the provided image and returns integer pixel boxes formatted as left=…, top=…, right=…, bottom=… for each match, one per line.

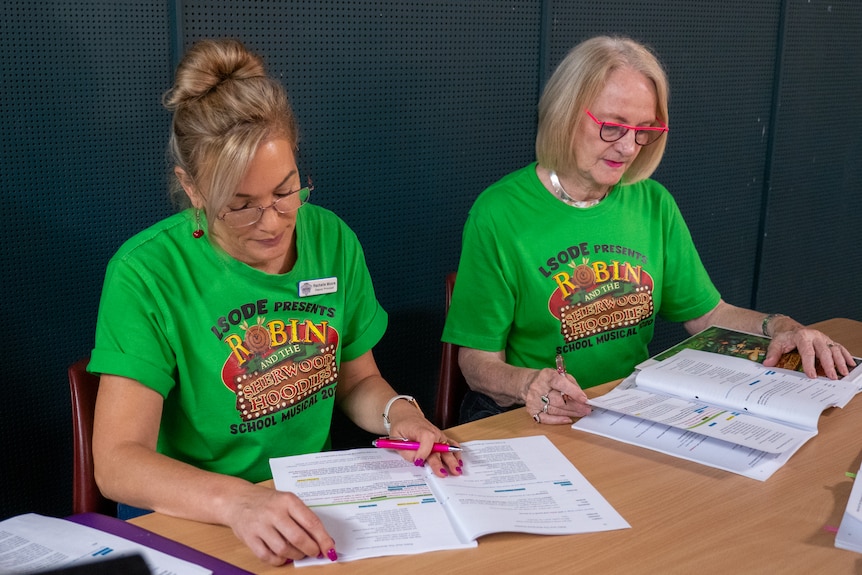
left=162, top=39, right=298, bottom=226
left=536, top=36, right=669, bottom=184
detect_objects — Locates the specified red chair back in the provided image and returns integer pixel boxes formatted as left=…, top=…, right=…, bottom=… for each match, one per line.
left=68, top=357, right=115, bottom=516
left=435, top=272, right=469, bottom=429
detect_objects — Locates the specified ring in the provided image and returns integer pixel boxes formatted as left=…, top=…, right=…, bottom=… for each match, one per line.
left=828, top=343, right=835, bottom=348
left=533, top=412, right=542, bottom=423
left=540, top=394, right=550, bottom=404
left=542, top=402, right=550, bottom=414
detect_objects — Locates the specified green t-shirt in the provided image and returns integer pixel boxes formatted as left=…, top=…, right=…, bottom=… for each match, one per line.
left=442, top=163, right=720, bottom=389
left=89, top=205, right=387, bottom=483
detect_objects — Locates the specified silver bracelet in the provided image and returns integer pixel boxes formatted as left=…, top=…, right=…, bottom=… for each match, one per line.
left=382, top=395, right=422, bottom=435
left=761, top=313, right=786, bottom=337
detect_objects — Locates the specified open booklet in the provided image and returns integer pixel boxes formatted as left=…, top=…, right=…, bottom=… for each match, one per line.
left=0, top=513, right=213, bottom=575
left=269, top=435, right=629, bottom=566
left=836, top=459, right=862, bottom=553
left=635, top=325, right=862, bottom=378
left=574, top=344, right=861, bottom=481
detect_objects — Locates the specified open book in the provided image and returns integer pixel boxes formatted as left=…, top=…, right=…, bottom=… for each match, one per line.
left=574, top=346, right=861, bottom=481
left=0, top=513, right=218, bottom=575
left=636, top=325, right=862, bottom=377
left=269, top=435, right=629, bottom=566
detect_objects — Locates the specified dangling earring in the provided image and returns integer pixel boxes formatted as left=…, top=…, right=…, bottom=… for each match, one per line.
left=193, top=208, right=205, bottom=239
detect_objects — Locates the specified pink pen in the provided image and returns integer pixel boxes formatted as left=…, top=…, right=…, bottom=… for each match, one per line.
left=372, top=438, right=462, bottom=453
left=556, top=353, right=571, bottom=404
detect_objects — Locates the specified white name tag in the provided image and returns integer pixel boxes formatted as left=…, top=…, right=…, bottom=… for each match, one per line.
left=298, top=277, right=338, bottom=297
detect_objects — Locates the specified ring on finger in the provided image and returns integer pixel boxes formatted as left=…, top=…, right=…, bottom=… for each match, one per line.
left=540, top=394, right=550, bottom=404
left=532, top=412, right=542, bottom=423
left=542, top=402, right=549, bottom=414
left=827, top=342, right=836, bottom=348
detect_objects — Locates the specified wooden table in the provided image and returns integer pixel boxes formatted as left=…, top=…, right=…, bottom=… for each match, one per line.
left=131, top=318, right=862, bottom=573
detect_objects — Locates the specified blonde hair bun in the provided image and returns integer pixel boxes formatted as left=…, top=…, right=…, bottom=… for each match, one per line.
left=163, top=39, right=266, bottom=110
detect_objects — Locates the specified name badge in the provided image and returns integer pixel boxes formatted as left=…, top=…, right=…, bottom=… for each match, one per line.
left=298, top=277, right=338, bottom=297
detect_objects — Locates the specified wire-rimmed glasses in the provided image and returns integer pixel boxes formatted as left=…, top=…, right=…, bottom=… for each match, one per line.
left=217, top=185, right=312, bottom=228
left=585, top=110, right=668, bottom=146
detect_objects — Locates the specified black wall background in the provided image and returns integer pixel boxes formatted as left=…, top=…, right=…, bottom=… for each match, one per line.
left=2, top=0, right=860, bottom=520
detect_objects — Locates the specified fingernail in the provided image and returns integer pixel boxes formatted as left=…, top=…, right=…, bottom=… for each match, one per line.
left=414, top=458, right=425, bottom=467
left=327, top=548, right=338, bottom=562
left=440, top=467, right=448, bottom=476
left=459, top=459, right=464, bottom=467
left=317, top=553, right=324, bottom=559
left=455, top=466, right=462, bottom=473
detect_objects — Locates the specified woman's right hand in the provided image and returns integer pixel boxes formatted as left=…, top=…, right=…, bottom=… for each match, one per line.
left=522, top=367, right=592, bottom=424
left=459, top=348, right=591, bottom=424
left=226, top=485, right=337, bottom=566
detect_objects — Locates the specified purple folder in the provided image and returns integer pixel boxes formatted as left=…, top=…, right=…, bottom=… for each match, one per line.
left=67, top=513, right=253, bottom=575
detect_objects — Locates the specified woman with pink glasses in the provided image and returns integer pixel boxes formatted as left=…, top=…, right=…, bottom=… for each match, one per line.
left=442, top=35, right=853, bottom=425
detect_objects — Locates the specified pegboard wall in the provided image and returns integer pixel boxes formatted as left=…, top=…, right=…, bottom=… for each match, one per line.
left=2, top=0, right=859, bottom=520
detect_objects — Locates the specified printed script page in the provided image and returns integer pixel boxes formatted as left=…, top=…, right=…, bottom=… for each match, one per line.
left=573, top=407, right=796, bottom=481
left=269, top=448, right=476, bottom=566
left=586, top=386, right=813, bottom=453
left=0, top=514, right=211, bottom=575
left=635, top=349, right=857, bottom=430
left=270, top=436, right=629, bottom=566
left=431, top=435, right=629, bottom=540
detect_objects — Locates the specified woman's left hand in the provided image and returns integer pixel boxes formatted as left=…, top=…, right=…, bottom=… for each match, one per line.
left=387, top=404, right=462, bottom=478
left=764, top=326, right=856, bottom=379
left=337, top=350, right=462, bottom=478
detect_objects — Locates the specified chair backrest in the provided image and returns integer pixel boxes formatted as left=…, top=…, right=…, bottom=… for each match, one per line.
left=435, top=272, right=469, bottom=429
left=68, top=357, right=115, bottom=516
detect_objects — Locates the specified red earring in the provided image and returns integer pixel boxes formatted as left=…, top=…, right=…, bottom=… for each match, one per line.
left=193, top=209, right=204, bottom=238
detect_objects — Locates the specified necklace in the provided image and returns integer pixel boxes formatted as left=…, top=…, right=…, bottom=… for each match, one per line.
left=548, top=171, right=606, bottom=208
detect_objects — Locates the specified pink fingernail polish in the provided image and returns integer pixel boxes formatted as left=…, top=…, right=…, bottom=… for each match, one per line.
left=327, top=548, right=338, bottom=561
left=414, top=458, right=425, bottom=467
left=440, top=467, right=448, bottom=476
left=455, top=466, right=462, bottom=473
left=459, top=459, right=464, bottom=466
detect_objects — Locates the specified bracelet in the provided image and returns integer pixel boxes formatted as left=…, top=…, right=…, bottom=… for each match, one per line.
left=382, top=395, right=422, bottom=435
left=761, top=313, right=786, bottom=337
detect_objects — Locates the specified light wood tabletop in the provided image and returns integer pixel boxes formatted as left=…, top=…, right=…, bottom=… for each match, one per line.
left=131, top=318, right=862, bottom=574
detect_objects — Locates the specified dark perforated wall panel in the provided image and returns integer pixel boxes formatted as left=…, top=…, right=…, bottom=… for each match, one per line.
left=1, top=2, right=172, bottom=518
left=757, top=1, right=862, bottom=321
left=2, top=1, right=859, bottom=520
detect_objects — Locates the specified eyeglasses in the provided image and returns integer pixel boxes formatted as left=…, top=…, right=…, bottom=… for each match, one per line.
left=585, top=110, right=668, bottom=146
left=217, top=185, right=312, bottom=228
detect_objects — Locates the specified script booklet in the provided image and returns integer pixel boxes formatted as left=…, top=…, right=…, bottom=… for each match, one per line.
left=0, top=513, right=210, bottom=575
left=635, top=325, right=862, bottom=380
left=269, top=435, right=629, bottom=566
left=836, top=459, right=862, bottom=553
left=573, top=342, right=861, bottom=481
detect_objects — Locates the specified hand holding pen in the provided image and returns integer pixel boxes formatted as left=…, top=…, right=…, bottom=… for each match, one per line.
left=373, top=437, right=462, bottom=453
left=373, top=437, right=464, bottom=477
left=530, top=353, right=591, bottom=424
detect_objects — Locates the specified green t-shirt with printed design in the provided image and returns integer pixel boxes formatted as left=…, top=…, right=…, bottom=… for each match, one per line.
left=90, top=205, right=387, bottom=483
left=442, top=163, right=720, bottom=390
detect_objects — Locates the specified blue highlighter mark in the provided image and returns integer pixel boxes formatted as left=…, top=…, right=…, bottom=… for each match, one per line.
left=92, top=547, right=113, bottom=557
